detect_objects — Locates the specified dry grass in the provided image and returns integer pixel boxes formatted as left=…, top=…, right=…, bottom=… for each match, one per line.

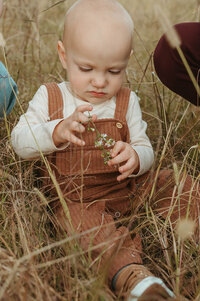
left=0, top=0, right=200, bottom=300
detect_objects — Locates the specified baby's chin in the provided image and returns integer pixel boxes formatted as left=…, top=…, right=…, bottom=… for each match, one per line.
left=84, top=97, right=110, bottom=105
left=75, top=91, right=112, bottom=104
left=84, top=97, right=112, bottom=105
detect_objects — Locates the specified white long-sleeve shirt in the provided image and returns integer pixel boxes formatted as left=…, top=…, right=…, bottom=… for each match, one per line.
left=11, top=82, right=154, bottom=176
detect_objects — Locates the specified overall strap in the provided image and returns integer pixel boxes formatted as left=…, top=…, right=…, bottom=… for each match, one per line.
left=44, top=82, right=64, bottom=121
left=114, top=87, right=131, bottom=121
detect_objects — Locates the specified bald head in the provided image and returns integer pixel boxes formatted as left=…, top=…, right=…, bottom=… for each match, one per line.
left=63, top=0, right=134, bottom=51
left=57, top=0, right=134, bottom=102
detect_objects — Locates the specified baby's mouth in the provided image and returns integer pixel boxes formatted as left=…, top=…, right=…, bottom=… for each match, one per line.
left=89, top=91, right=106, bottom=97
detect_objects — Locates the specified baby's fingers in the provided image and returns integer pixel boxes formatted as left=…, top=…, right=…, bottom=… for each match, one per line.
left=75, top=104, right=93, bottom=114
left=66, top=132, right=85, bottom=146
left=74, top=105, right=97, bottom=124
left=70, top=120, right=85, bottom=133
left=111, top=141, right=125, bottom=157
left=117, top=170, right=131, bottom=182
left=118, top=160, right=133, bottom=174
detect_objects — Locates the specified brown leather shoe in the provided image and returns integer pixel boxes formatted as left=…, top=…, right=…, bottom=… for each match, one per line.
left=114, top=264, right=152, bottom=298
left=114, top=264, right=179, bottom=300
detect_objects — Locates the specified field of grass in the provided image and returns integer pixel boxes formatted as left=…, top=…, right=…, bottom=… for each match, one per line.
left=0, top=0, right=200, bottom=300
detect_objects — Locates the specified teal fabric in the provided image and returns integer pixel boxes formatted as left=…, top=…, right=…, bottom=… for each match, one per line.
left=0, top=61, right=17, bottom=117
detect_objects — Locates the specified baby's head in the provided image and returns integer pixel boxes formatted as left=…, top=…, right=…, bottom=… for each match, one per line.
left=58, top=0, right=134, bottom=104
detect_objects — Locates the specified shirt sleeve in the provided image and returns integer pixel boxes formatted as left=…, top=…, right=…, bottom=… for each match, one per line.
left=11, top=85, right=68, bottom=159
left=126, top=91, right=154, bottom=176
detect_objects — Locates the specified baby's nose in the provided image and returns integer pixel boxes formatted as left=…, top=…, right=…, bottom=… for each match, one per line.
left=92, top=74, right=107, bottom=88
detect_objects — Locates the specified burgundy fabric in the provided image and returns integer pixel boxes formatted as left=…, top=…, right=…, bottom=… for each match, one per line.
left=153, top=22, right=200, bottom=106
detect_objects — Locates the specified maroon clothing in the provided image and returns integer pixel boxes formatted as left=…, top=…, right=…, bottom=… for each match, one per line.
left=154, top=22, right=200, bottom=106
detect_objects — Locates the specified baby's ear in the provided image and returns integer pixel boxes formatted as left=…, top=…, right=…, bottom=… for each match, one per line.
left=57, top=41, right=67, bottom=69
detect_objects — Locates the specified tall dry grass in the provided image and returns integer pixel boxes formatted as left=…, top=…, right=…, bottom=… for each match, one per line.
left=0, top=0, right=200, bottom=300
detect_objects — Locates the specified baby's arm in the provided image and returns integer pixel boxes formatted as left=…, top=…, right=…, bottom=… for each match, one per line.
left=11, top=85, right=57, bottom=159
left=108, top=91, right=154, bottom=181
left=11, top=85, right=90, bottom=159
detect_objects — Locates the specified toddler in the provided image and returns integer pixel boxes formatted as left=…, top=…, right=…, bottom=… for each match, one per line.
left=12, top=0, right=199, bottom=300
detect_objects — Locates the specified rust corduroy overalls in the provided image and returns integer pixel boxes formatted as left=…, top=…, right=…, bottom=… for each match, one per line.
left=43, top=83, right=200, bottom=283
left=44, top=83, right=143, bottom=281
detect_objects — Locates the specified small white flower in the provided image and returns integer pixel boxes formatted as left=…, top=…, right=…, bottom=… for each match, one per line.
left=100, top=134, right=107, bottom=141
left=105, top=138, right=115, bottom=147
left=95, top=140, right=103, bottom=148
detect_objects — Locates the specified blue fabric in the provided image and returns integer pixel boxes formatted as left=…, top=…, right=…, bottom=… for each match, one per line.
left=0, top=61, right=17, bottom=117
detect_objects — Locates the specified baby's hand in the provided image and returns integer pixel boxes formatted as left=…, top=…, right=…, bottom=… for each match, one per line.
left=53, top=104, right=97, bottom=147
left=108, top=141, right=139, bottom=181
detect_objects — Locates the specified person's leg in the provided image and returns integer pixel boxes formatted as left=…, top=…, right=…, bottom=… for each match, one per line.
left=135, top=170, right=200, bottom=235
left=153, top=22, right=200, bottom=106
left=54, top=200, right=143, bottom=282
left=154, top=170, right=200, bottom=225
left=54, top=200, right=178, bottom=300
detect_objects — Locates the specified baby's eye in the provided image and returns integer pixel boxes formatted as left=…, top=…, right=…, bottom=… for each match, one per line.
left=79, top=66, right=92, bottom=72
left=109, top=70, right=121, bottom=75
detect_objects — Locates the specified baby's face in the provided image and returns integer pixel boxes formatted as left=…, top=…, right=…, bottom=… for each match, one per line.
left=61, top=20, right=132, bottom=104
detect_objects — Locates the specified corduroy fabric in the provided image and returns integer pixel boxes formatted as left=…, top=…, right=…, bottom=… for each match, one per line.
left=133, top=169, right=200, bottom=232
left=153, top=169, right=200, bottom=225
left=44, top=83, right=135, bottom=206
left=43, top=83, right=143, bottom=282
left=55, top=202, right=143, bottom=282
left=44, top=82, right=64, bottom=119
left=43, top=83, right=200, bottom=286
